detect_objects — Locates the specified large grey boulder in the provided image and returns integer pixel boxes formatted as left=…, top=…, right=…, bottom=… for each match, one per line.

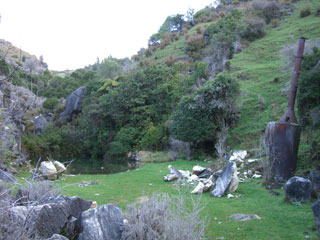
left=68, top=196, right=92, bottom=219
left=78, top=204, right=124, bottom=240
left=34, top=114, right=48, bottom=134
left=27, top=196, right=71, bottom=238
left=0, top=169, right=18, bottom=183
left=284, top=176, right=312, bottom=203
left=309, top=170, right=320, bottom=198
left=211, top=162, right=236, bottom=197
left=58, top=86, right=86, bottom=123
left=312, top=200, right=320, bottom=227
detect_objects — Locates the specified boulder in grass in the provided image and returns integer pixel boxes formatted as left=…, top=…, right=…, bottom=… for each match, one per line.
left=309, top=170, right=320, bottom=198
left=284, top=176, right=312, bottom=203
left=312, top=200, right=320, bottom=227
left=211, top=162, right=236, bottom=197
left=40, top=161, right=58, bottom=180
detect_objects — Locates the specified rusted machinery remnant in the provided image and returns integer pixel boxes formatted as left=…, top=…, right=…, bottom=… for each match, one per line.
left=265, top=37, right=306, bottom=182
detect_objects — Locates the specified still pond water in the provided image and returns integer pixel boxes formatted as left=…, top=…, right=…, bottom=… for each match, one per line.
left=62, top=159, right=140, bottom=175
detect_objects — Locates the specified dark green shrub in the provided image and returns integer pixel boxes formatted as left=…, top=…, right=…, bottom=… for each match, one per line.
left=316, top=6, right=320, bottom=16
left=243, top=17, right=266, bottom=40
left=300, top=6, right=311, bottom=18
left=298, top=47, right=320, bottom=126
left=271, top=19, right=279, bottom=28
left=263, top=2, right=281, bottom=23
left=170, top=72, right=239, bottom=143
left=43, top=97, right=59, bottom=109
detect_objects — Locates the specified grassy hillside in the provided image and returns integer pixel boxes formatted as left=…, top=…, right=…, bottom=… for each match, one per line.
left=228, top=0, right=320, bottom=151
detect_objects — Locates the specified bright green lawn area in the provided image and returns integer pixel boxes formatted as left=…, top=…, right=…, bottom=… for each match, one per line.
left=57, top=160, right=317, bottom=240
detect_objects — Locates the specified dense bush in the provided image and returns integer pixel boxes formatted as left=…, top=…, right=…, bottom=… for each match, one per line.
left=185, top=34, right=206, bottom=59
left=208, top=9, right=246, bottom=49
left=300, top=6, right=311, bottom=18
left=121, top=193, right=206, bottom=240
left=42, top=97, right=59, bottom=109
left=251, top=0, right=281, bottom=24
left=23, top=124, right=85, bottom=160
left=243, top=17, right=266, bottom=40
left=297, top=47, right=320, bottom=127
left=170, top=72, right=239, bottom=144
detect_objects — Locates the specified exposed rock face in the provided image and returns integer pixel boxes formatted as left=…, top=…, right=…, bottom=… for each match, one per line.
left=78, top=204, right=124, bottom=240
left=58, top=86, right=86, bottom=123
left=8, top=195, right=92, bottom=239
left=312, top=200, right=320, bottom=227
left=284, top=176, right=312, bottom=203
left=0, top=169, right=18, bottom=183
left=211, top=162, right=236, bottom=197
left=34, top=114, right=48, bottom=134
left=0, top=81, right=44, bottom=165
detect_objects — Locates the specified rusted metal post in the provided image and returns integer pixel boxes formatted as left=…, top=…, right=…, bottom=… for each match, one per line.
left=265, top=37, right=306, bottom=182
left=280, top=37, right=306, bottom=123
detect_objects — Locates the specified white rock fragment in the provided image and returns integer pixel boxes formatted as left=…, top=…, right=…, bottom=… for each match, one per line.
left=229, top=164, right=239, bottom=193
left=163, top=174, right=178, bottom=182
left=247, top=170, right=253, bottom=176
left=203, top=179, right=214, bottom=192
left=192, top=165, right=206, bottom=175
left=187, top=174, right=199, bottom=183
left=179, top=170, right=191, bottom=179
left=53, top=161, right=66, bottom=172
left=227, top=194, right=234, bottom=198
left=230, top=150, right=247, bottom=162
left=252, top=174, right=262, bottom=179
left=247, top=159, right=259, bottom=163
left=191, top=182, right=205, bottom=194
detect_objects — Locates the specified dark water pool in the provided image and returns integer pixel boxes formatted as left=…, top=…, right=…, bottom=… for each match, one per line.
left=61, top=159, right=141, bottom=175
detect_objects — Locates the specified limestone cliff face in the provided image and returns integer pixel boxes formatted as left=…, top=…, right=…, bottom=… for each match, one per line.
left=0, top=80, right=45, bottom=169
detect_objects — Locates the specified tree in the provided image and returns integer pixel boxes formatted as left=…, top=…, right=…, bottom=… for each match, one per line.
left=170, top=73, right=239, bottom=143
left=159, top=14, right=185, bottom=34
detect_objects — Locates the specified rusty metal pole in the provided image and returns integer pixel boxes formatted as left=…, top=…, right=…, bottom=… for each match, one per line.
left=280, top=37, right=306, bottom=123
left=265, top=37, right=306, bottom=182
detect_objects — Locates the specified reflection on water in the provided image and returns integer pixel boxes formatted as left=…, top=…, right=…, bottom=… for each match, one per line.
left=63, top=159, right=142, bottom=175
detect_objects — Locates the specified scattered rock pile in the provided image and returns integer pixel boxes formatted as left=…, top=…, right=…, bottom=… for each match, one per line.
left=163, top=150, right=262, bottom=197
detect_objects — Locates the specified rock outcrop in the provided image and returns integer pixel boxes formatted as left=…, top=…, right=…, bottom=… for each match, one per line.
left=58, top=86, right=86, bottom=123
left=78, top=204, right=124, bottom=240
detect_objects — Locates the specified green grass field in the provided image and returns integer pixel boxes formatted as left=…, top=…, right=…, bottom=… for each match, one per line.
left=57, top=160, right=317, bottom=240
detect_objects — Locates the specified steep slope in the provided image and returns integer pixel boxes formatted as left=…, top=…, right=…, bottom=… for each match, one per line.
left=228, top=0, right=320, bottom=152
